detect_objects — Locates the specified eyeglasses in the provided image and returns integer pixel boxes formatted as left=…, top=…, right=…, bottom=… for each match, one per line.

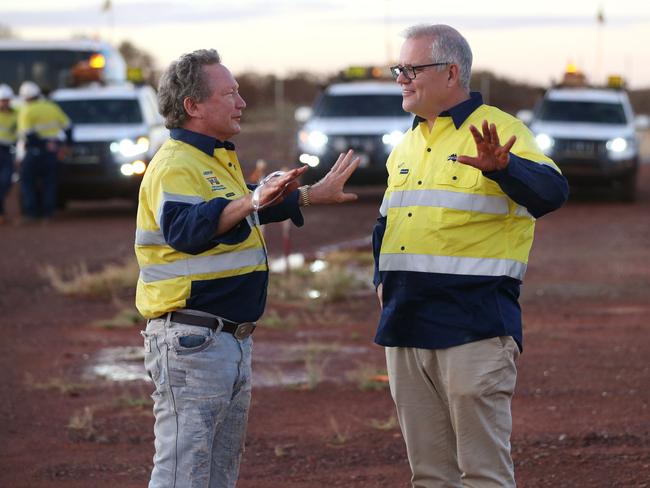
left=389, top=62, right=450, bottom=80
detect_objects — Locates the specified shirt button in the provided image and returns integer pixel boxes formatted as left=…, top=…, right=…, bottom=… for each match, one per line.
left=228, top=162, right=233, bottom=167
left=452, top=176, right=458, bottom=181
left=418, top=180, right=422, bottom=185
left=426, top=148, right=431, bottom=152
left=400, top=246, right=405, bottom=251
left=408, top=212, right=412, bottom=217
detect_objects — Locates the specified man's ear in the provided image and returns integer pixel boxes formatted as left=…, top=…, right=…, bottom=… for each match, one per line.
left=447, top=64, right=460, bottom=87
left=183, top=97, right=201, bottom=119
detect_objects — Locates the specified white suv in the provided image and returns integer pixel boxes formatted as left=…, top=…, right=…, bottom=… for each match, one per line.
left=295, top=81, right=411, bottom=185
left=51, top=83, right=168, bottom=206
left=522, top=87, right=644, bottom=201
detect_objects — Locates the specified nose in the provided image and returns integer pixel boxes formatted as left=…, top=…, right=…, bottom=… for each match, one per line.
left=396, top=70, right=411, bottom=85
left=237, top=93, right=246, bottom=110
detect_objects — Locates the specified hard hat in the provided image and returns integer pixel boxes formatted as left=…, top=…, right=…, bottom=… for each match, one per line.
left=0, top=84, right=14, bottom=100
left=19, top=81, right=41, bottom=99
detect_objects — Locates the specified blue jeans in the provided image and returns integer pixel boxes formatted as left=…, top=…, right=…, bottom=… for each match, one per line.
left=0, top=148, right=13, bottom=216
left=142, top=315, right=253, bottom=488
left=20, top=148, right=59, bottom=218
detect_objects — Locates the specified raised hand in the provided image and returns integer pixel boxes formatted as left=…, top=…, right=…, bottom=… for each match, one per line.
left=457, top=120, right=516, bottom=172
left=253, top=166, right=308, bottom=209
left=308, top=150, right=360, bottom=204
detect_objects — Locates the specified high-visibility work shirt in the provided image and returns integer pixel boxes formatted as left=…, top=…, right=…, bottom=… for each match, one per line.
left=17, top=99, right=71, bottom=145
left=373, top=92, right=569, bottom=351
left=135, top=128, right=304, bottom=321
left=0, top=109, right=17, bottom=147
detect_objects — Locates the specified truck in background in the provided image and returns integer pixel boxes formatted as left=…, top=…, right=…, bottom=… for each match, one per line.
left=294, top=66, right=411, bottom=185
left=51, top=83, right=168, bottom=207
left=518, top=67, right=649, bottom=201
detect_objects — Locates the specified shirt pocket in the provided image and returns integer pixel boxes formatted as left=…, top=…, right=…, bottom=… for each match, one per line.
left=434, top=162, right=480, bottom=189
left=388, top=167, right=410, bottom=188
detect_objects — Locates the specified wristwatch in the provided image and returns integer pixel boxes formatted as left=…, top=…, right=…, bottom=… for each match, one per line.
left=298, top=185, right=311, bottom=207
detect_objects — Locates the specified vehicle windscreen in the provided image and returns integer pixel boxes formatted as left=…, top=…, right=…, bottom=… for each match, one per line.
left=538, top=100, right=627, bottom=124
left=315, top=94, right=406, bottom=117
left=57, top=98, right=143, bottom=124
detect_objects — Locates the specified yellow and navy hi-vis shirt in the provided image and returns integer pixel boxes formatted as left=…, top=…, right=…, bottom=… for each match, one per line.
left=135, top=128, right=303, bottom=321
left=372, top=92, right=569, bottom=351
left=0, top=109, right=17, bottom=147
left=17, top=99, right=71, bottom=146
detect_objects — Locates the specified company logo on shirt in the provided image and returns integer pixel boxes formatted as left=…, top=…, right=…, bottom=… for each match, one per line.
left=205, top=175, right=226, bottom=191
left=447, top=153, right=458, bottom=162
left=399, top=168, right=409, bottom=174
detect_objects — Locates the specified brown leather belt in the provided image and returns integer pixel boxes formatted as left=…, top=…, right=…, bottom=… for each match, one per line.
left=156, top=311, right=255, bottom=340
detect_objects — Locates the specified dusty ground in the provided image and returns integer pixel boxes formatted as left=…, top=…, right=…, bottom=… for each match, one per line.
left=1, top=163, right=650, bottom=488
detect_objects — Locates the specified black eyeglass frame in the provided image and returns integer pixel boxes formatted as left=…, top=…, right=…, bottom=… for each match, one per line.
left=389, top=62, right=450, bottom=80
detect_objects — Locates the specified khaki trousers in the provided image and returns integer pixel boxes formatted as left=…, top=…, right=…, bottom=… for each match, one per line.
left=386, top=337, right=520, bottom=488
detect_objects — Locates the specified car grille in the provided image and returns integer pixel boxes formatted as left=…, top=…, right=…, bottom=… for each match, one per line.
left=326, top=134, right=387, bottom=166
left=66, top=141, right=112, bottom=165
left=554, top=138, right=607, bottom=159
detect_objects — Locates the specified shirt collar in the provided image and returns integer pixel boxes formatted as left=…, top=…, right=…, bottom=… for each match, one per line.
left=411, top=91, right=484, bottom=130
left=170, top=128, right=235, bottom=156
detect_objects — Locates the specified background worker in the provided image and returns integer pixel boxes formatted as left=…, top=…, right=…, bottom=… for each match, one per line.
left=373, top=24, right=569, bottom=487
left=0, top=84, right=17, bottom=225
left=136, top=48, right=359, bottom=488
left=16, top=80, right=72, bottom=222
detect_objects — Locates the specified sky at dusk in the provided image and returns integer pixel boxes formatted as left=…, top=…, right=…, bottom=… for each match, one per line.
left=3, top=0, right=650, bottom=88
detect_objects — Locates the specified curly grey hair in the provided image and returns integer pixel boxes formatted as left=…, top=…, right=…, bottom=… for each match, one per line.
left=157, top=49, right=221, bottom=129
left=402, top=24, right=473, bottom=90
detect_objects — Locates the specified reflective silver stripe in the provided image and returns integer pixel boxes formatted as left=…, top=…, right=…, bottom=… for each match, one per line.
left=139, top=248, right=267, bottom=283
left=379, top=253, right=527, bottom=280
left=32, top=121, right=65, bottom=133
left=135, top=228, right=167, bottom=246
left=379, top=194, right=389, bottom=217
left=157, top=191, right=205, bottom=225
left=386, top=189, right=509, bottom=215
left=513, top=205, right=535, bottom=219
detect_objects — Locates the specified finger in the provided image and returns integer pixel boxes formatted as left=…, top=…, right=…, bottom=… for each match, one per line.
left=333, top=149, right=354, bottom=173
left=331, top=151, right=349, bottom=173
left=456, top=155, right=481, bottom=167
left=481, top=120, right=491, bottom=143
left=490, top=123, right=500, bottom=147
left=502, top=135, right=517, bottom=153
left=468, top=125, right=483, bottom=146
left=338, top=192, right=358, bottom=203
left=339, top=156, right=361, bottom=180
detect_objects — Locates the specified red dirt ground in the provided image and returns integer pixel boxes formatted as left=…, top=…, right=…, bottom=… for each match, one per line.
left=1, top=166, right=650, bottom=487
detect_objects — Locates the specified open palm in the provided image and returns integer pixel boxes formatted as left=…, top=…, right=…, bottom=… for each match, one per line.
left=457, top=120, right=516, bottom=172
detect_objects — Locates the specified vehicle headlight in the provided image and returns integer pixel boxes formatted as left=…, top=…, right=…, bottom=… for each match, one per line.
left=111, top=136, right=150, bottom=159
left=382, top=130, right=404, bottom=148
left=606, top=137, right=628, bottom=153
left=120, top=160, right=147, bottom=176
left=535, top=133, right=554, bottom=153
left=299, top=130, right=328, bottom=151
left=299, top=153, right=320, bottom=167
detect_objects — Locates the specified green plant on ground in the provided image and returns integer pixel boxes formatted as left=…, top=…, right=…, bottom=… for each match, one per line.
left=114, top=394, right=153, bottom=409
left=327, top=416, right=350, bottom=446
left=346, top=363, right=390, bottom=391
left=40, top=257, right=139, bottom=298
left=24, top=372, right=90, bottom=396
left=93, top=307, right=144, bottom=329
left=368, top=415, right=399, bottom=431
left=67, top=406, right=96, bottom=441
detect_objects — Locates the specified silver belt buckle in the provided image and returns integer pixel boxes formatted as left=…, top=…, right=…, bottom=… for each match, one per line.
left=233, top=322, right=255, bottom=340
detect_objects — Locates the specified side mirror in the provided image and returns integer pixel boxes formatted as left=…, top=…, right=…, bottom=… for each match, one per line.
left=634, top=114, right=650, bottom=130
left=294, top=106, right=313, bottom=123
left=516, top=109, right=533, bottom=126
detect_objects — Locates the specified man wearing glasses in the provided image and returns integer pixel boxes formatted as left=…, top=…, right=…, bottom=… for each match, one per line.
left=373, top=24, right=569, bottom=487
